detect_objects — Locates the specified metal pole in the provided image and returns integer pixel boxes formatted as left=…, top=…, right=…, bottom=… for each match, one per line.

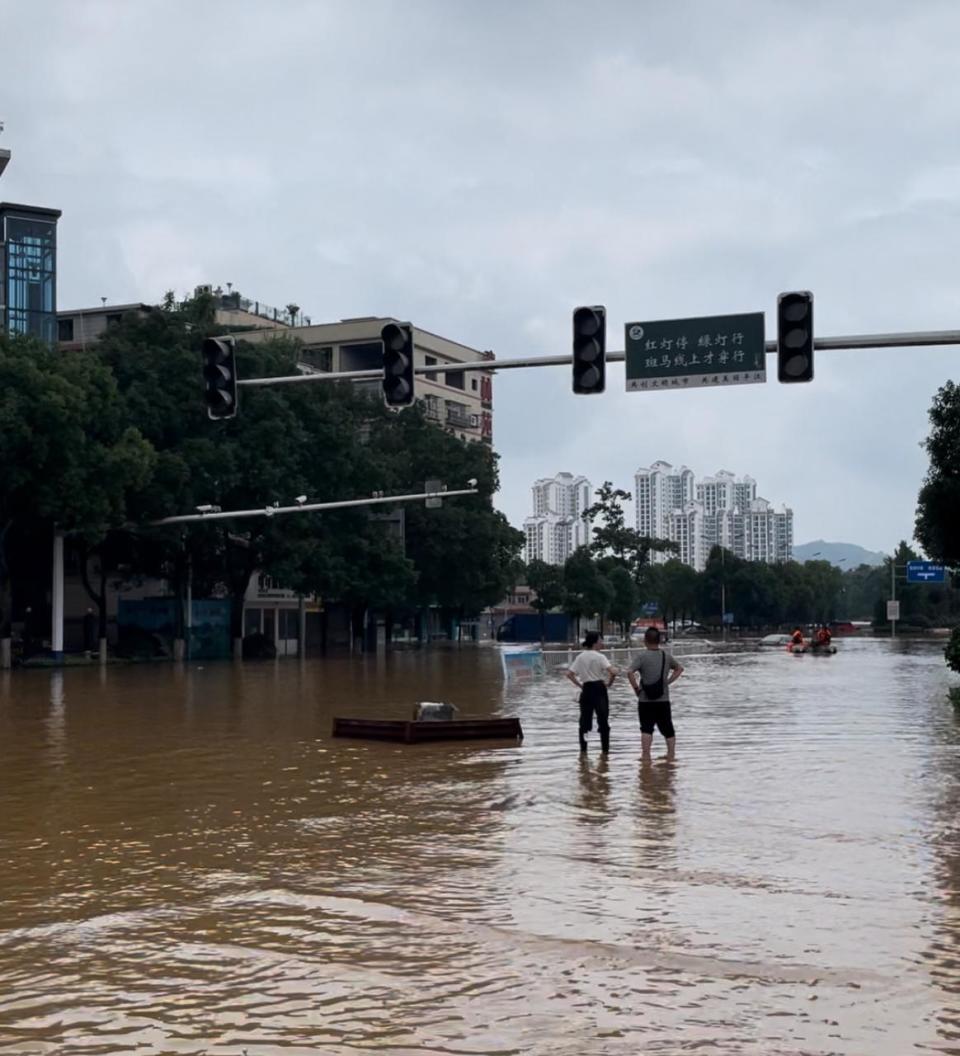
left=51, top=528, right=64, bottom=662
left=891, top=558, right=897, bottom=640
left=186, top=552, right=193, bottom=660
left=150, top=486, right=478, bottom=527
left=721, top=547, right=726, bottom=643
left=236, top=329, right=960, bottom=388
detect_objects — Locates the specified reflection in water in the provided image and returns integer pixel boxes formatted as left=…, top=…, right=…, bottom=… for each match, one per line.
left=576, top=754, right=612, bottom=824
left=0, top=640, right=958, bottom=1054
left=926, top=699, right=960, bottom=1053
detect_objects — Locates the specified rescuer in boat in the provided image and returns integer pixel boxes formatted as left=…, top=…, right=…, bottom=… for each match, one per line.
left=791, top=627, right=805, bottom=648
left=815, top=626, right=832, bottom=649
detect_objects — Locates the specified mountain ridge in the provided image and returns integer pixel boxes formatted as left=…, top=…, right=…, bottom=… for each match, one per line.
left=793, top=539, right=886, bottom=568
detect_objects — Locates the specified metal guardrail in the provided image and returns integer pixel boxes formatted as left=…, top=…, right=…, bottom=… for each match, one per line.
left=541, top=640, right=714, bottom=668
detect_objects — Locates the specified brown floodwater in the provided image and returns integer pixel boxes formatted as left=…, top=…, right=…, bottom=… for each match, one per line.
left=0, top=639, right=958, bottom=1055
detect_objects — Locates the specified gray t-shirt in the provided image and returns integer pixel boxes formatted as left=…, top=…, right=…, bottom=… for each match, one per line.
left=629, top=648, right=681, bottom=702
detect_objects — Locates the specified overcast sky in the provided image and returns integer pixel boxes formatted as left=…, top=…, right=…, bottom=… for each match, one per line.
left=3, top=0, right=959, bottom=553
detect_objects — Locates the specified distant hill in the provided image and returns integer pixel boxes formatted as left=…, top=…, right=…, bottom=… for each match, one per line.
left=793, top=540, right=886, bottom=568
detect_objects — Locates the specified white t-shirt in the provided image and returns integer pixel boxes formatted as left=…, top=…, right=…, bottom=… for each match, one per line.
left=569, top=649, right=613, bottom=684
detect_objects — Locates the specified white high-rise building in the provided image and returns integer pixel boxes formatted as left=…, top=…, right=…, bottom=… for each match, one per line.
left=523, top=472, right=593, bottom=565
left=635, top=462, right=694, bottom=548
left=669, top=503, right=706, bottom=569
left=634, top=462, right=793, bottom=571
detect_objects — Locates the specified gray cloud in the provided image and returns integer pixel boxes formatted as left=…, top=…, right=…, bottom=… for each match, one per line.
left=2, top=0, right=958, bottom=552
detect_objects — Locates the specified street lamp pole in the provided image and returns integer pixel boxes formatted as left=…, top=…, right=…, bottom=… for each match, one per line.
left=891, top=557, right=897, bottom=640
left=720, top=547, right=726, bottom=643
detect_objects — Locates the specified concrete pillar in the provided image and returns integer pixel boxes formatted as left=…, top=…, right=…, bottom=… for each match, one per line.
left=98, top=637, right=107, bottom=665
left=51, top=529, right=64, bottom=663
left=1, top=638, right=10, bottom=670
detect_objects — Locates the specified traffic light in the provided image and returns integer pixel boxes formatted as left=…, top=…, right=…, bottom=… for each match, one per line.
left=201, top=337, right=239, bottom=419
left=572, top=305, right=606, bottom=394
left=381, top=322, right=415, bottom=407
left=777, top=291, right=814, bottom=383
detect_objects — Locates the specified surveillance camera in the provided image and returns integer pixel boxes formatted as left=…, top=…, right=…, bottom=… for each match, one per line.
left=264, top=506, right=275, bottom=517
left=295, top=495, right=307, bottom=505
left=467, top=478, right=478, bottom=488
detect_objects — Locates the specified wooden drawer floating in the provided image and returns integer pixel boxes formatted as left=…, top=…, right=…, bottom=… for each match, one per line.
left=332, top=717, right=524, bottom=744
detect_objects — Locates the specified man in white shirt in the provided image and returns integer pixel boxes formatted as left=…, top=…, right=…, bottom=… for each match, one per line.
left=565, top=631, right=618, bottom=753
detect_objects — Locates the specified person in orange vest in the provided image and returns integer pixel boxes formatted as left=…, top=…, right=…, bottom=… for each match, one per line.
left=816, top=626, right=832, bottom=647
left=791, top=627, right=804, bottom=647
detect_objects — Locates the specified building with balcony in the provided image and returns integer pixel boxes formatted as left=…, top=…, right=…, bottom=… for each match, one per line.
left=235, top=316, right=494, bottom=445
left=634, top=461, right=793, bottom=571
left=522, top=472, right=593, bottom=565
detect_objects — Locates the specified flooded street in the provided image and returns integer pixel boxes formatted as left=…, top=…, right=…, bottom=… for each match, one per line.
left=1, top=639, right=959, bottom=1055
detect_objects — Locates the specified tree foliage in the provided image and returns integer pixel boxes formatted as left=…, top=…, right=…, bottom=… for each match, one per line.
left=0, top=332, right=154, bottom=635
left=526, top=559, right=566, bottom=641
left=1, top=297, right=525, bottom=644
left=584, top=480, right=677, bottom=583
left=916, top=380, right=960, bottom=567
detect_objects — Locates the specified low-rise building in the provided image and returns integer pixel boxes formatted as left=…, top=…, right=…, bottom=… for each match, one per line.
left=57, top=285, right=293, bottom=349
left=235, top=316, right=494, bottom=445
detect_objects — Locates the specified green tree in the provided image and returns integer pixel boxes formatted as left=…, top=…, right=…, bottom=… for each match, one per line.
left=658, top=559, right=700, bottom=627
left=0, top=333, right=154, bottom=659
left=526, top=559, right=566, bottom=642
left=584, top=481, right=676, bottom=582
left=916, top=381, right=960, bottom=566
left=606, top=564, right=637, bottom=636
left=96, top=301, right=524, bottom=652
left=563, top=546, right=612, bottom=638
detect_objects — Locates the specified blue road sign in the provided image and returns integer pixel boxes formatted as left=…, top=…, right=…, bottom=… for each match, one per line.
left=641, top=602, right=659, bottom=616
left=723, top=612, right=735, bottom=625
left=906, top=560, right=946, bottom=583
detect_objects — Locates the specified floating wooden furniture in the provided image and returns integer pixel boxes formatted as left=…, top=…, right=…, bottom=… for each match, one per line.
left=332, top=717, right=523, bottom=744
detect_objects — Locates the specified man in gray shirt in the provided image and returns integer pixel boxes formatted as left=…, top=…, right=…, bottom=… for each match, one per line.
left=627, top=626, right=683, bottom=761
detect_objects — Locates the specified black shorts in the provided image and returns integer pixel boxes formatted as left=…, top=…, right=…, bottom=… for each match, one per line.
left=638, top=700, right=674, bottom=738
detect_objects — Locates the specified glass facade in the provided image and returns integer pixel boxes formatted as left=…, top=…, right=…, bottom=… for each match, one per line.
left=1, top=206, right=59, bottom=343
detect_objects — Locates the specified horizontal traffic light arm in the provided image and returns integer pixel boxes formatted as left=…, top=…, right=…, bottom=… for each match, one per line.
left=237, top=329, right=960, bottom=386
left=149, top=486, right=479, bottom=526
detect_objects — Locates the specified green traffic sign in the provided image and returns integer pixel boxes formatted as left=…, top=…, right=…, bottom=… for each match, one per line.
left=625, top=311, right=766, bottom=392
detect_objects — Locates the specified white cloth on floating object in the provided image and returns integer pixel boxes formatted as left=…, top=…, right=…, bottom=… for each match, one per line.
left=414, top=702, right=459, bottom=721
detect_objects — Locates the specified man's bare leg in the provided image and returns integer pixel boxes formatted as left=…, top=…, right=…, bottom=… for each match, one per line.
left=665, top=736, right=676, bottom=761
left=641, top=732, right=653, bottom=760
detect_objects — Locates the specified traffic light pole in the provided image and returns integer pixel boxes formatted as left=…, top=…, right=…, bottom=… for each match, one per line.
left=150, top=486, right=479, bottom=526
left=236, top=328, right=960, bottom=388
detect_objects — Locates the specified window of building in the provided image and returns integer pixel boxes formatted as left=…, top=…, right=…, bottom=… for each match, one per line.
left=4, top=214, right=57, bottom=342
left=301, top=345, right=333, bottom=372
left=339, top=342, right=383, bottom=372
left=244, top=608, right=262, bottom=636
left=57, top=318, right=74, bottom=342
left=424, top=355, right=438, bottom=381
left=445, top=370, right=465, bottom=390
left=105, top=313, right=123, bottom=327
left=471, top=377, right=478, bottom=391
